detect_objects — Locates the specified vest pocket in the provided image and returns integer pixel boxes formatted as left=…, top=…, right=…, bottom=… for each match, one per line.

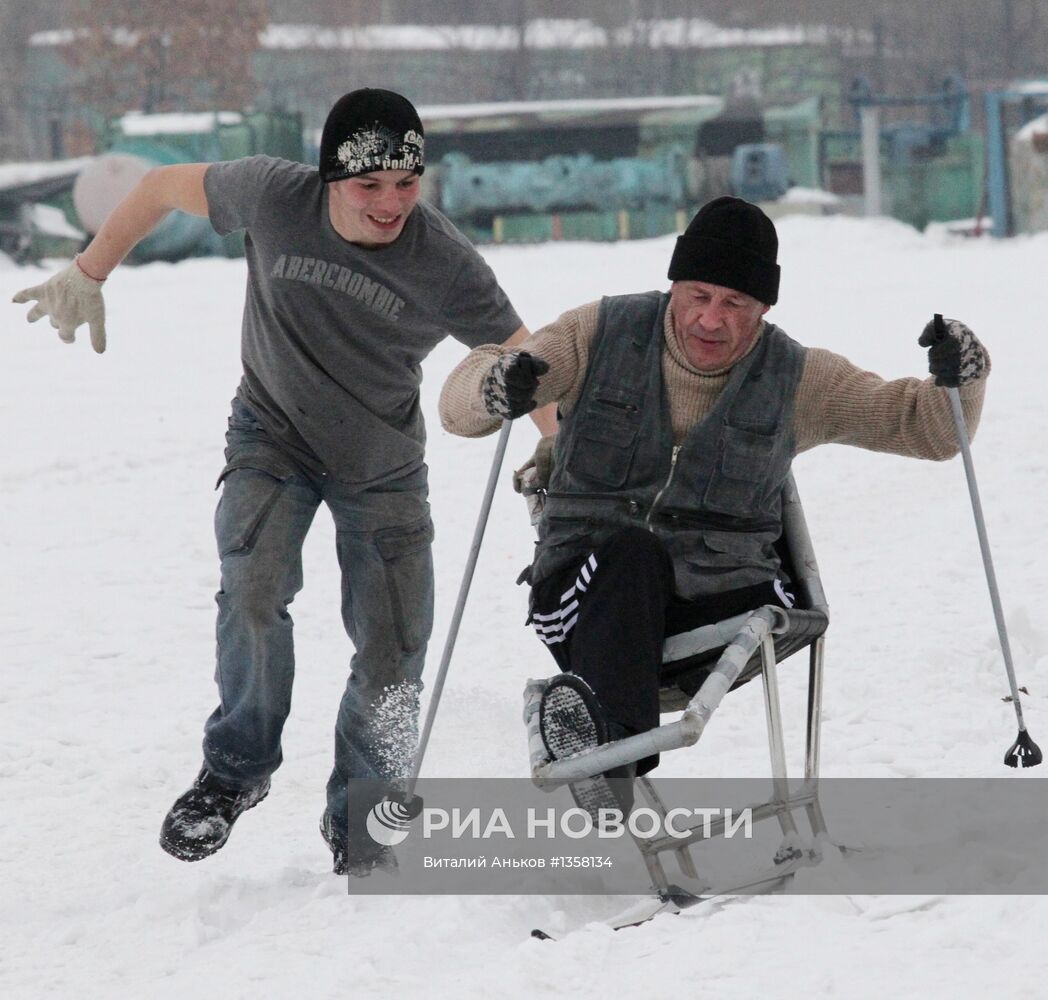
left=570, top=395, right=640, bottom=488
left=702, top=529, right=763, bottom=559
left=703, top=425, right=775, bottom=514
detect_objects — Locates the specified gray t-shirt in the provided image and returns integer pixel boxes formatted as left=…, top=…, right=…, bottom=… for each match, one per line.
left=205, top=155, right=521, bottom=487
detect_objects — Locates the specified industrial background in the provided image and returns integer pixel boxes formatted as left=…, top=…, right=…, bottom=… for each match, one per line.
left=2, top=0, right=1048, bottom=260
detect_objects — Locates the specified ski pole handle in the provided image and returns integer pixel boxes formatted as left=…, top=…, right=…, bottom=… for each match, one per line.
left=932, top=312, right=947, bottom=342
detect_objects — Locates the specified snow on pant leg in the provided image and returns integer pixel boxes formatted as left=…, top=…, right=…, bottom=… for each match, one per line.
left=322, top=470, right=434, bottom=850
left=530, top=526, right=675, bottom=739
left=203, top=467, right=320, bottom=788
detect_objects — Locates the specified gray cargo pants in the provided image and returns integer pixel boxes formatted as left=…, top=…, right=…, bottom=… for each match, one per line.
left=202, top=399, right=433, bottom=850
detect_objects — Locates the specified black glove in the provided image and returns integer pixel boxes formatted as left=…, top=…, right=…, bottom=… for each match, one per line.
left=918, top=316, right=988, bottom=388
left=482, top=351, right=550, bottom=419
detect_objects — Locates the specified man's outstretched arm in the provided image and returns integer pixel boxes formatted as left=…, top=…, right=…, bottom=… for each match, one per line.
left=12, top=164, right=210, bottom=352
left=794, top=319, right=990, bottom=459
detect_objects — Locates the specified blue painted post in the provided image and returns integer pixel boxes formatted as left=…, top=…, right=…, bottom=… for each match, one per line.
left=984, top=91, right=1010, bottom=238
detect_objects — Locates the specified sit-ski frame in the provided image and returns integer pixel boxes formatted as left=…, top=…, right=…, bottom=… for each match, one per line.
left=524, top=473, right=832, bottom=912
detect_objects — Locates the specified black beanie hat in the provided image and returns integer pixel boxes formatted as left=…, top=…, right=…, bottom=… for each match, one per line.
left=667, top=196, right=780, bottom=305
left=319, top=88, right=425, bottom=183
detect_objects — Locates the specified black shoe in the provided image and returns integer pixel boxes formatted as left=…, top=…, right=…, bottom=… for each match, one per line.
left=159, top=767, right=270, bottom=862
left=320, top=812, right=398, bottom=878
left=539, top=674, right=634, bottom=824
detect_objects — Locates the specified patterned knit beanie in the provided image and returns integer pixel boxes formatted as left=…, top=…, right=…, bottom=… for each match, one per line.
left=668, top=196, right=780, bottom=304
left=319, top=88, right=425, bottom=182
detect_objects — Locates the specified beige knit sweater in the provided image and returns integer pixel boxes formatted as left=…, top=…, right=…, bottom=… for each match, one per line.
left=438, top=299, right=987, bottom=460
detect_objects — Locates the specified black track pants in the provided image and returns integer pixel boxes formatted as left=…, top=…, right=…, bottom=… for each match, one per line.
left=529, top=527, right=790, bottom=743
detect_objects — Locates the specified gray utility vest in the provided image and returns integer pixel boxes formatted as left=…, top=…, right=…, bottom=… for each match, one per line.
left=532, top=290, right=807, bottom=600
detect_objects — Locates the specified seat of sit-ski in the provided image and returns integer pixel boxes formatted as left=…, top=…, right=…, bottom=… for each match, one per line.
left=658, top=605, right=829, bottom=712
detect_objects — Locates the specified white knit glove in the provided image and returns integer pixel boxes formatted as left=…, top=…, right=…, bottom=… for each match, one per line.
left=12, top=259, right=107, bottom=353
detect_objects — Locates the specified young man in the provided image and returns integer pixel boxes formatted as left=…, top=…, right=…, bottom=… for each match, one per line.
left=13, top=88, right=552, bottom=875
left=439, top=196, right=990, bottom=814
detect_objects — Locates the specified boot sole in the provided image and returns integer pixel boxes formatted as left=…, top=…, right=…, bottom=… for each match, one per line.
left=159, top=784, right=270, bottom=862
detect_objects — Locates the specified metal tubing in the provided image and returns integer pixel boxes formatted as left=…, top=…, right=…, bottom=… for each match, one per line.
left=804, top=635, right=826, bottom=782
left=532, top=719, right=694, bottom=785
left=404, top=420, right=512, bottom=796
left=759, top=633, right=800, bottom=838
left=532, top=606, right=787, bottom=785
left=945, top=386, right=1029, bottom=731
left=642, top=789, right=818, bottom=855
left=638, top=776, right=701, bottom=881
left=804, top=635, right=829, bottom=838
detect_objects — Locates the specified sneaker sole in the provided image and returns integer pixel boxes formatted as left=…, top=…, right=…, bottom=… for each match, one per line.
left=539, top=676, right=620, bottom=823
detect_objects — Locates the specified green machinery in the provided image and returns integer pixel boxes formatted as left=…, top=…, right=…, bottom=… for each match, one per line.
left=419, top=95, right=823, bottom=243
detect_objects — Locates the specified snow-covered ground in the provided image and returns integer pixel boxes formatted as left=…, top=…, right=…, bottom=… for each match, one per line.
left=1, top=216, right=1046, bottom=998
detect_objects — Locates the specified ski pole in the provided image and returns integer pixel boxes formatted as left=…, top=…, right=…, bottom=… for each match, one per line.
left=393, top=418, right=515, bottom=813
left=931, top=313, right=1041, bottom=767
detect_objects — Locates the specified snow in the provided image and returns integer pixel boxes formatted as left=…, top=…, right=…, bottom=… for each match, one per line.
left=249, top=19, right=825, bottom=53
left=116, top=112, right=244, bottom=137
left=419, top=94, right=722, bottom=121
left=0, top=157, right=94, bottom=191
left=29, top=27, right=138, bottom=48
left=1008, top=79, right=1048, bottom=95
left=30, top=203, right=84, bottom=240
left=781, top=186, right=842, bottom=207
left=2, top=216, right=1047, bottom=997
left=636, top=18, right=827, bottom=49
left=1015, top=111, right=1048, bottom=143
left=259, top=23, right=521, bottom=51
left=30, top=17, right=830, bottom=55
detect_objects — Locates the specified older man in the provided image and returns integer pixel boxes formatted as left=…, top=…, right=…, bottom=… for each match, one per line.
left=438, top=196, right=989, bottom=811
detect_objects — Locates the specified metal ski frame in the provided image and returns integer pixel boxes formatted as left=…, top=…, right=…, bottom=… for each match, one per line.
left=525, top=473, right=831, bottom=912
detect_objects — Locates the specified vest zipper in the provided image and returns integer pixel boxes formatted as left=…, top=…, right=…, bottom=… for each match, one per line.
left=646, top=445, right=680, bottom=530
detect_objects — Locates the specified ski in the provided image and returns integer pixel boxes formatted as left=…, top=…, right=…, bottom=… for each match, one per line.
left=531, top=853, right=813, bottom=940
left=531, top=895, right=678, bottom=940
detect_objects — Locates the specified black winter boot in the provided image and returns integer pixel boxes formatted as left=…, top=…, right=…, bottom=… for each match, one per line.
left=319, top=812, right=398, bottom=878
left=159, top=767, right=270, bottom=861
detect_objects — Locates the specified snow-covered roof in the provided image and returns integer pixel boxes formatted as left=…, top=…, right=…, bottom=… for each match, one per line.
left=782, top=186, right=841, bottom=207
left=1015, top=112, right=1048, bottom=143
left=418, top=95, right=721, bottom=121
left=31, top=203, right=84, bottom=240
left=260, top=24, right=520, bottom=51
left=0, top=157, right=94, bottom=192
left=116, top=111, right=244, bottom=136
left=1008, top=79, right=1048, bottom=95
left=33, top=19, right=827, bottom=52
